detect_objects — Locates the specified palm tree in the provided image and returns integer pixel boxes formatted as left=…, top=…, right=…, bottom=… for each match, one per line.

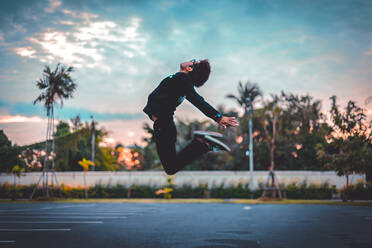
left=226, top=81, right=262, bottom=114
left=31, top=63, right=77, bottom=199
left=226, top=81, right=262, bottom=187
left=70, top=114, right=83, bottom=131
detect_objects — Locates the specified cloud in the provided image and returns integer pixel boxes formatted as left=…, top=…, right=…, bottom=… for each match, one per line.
left=45, top=0, right=62, bottom=13
left=12, top=46, right=36, bottom=58
left=0, top=115, right=43, bottom=123
left=10, top=9, right=147, bottom=71
left=364, top=47, right=372, bottom=56
left=0, top=116, right=148, bottom=147
left=27, top=31, right=103, bottom=68
left=62, top=9, right=98, bottom=21
left=0, top=121, right=48, bottom=146
left=98, top=118, right=149, bottom=147
left=156, top=0, right=177, bottom=11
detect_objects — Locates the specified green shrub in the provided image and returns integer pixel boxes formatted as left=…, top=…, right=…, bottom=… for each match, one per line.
left=284, top=181, right=333, bottom=199
left=0, top=180, right=348, bottom=200
left=210, top=182, right=252, bottom=198
left=341, top=182, right=372, bottom=200
left=172, top=184, right=205, bottom=198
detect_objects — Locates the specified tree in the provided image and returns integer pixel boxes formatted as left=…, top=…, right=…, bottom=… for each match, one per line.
left=256, top=94, right=283, bottom=172
left=33, top=63, right=77, bottom=198
left=70, top=115, right=83, bottom=131
left=365, top=96, right=372, bottom=182
left=279, top=91, right=329, bottom=170
left=34, top=64, right=76, bottom=115
left=255, top=94, right=285, bottom=198
left=226, top=81, right=262, bottom=171
left=226, top=81, right=263, bottom=113
left=0, top=130, right=16, bottom=172
left=316, top=96, right=372, bottom=201
left=55, top=121, right=70, bottom=137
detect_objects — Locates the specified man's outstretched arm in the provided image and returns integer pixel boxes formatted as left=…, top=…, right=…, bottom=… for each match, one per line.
left=184, top=81, right=239, bottom=128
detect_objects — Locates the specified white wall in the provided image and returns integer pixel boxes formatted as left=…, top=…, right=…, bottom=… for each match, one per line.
left=0, top=171, right=365, bottom=189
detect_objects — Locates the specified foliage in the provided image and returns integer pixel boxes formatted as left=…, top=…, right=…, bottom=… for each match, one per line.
left=10, top=165, right=25, bottom=179
left=0, top=130, right=22, bottom=172
left=78, top=158, right=94, bottom=171
left=340, top=181, right=372, bottom=200
left=283, top=181, right=334, bottom=199
left=155, top=175, right=175, bottom=199
left=1, top=79, right=369, bottom=175
left=316, top=96, right=372, bottom=200
left=0, top=180, right=340, bottom=199
left=33, top=63, right=77, bottom=115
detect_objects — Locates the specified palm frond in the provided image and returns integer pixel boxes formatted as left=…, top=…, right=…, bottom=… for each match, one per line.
left=33, top=63, right=77, bottom=114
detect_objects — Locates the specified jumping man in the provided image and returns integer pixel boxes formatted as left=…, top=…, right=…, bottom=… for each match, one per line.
left=143, top=59, right=239, bottom=175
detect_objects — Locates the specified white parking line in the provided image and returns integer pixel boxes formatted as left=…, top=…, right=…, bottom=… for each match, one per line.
left=0, top=241, right=16, bottom=243
left=0, top=213, right=128, bottom=216
left=0, top=221, right=103, bottom=224
left=0, top=216, right=127, bottom=219
left=0, top=208, right=38, bottom=212
left=55, top=204, right=96, bottom=208
left=0, top=229, right=71, bottom=232
left=0, top=204, right=97, bottom=212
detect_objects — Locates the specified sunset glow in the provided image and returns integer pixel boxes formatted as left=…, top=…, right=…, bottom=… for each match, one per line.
left=0, top=0, right=371, bottom=147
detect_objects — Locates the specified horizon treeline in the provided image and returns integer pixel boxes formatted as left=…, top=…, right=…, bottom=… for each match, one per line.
left=0, top=84, right=371, bottom=181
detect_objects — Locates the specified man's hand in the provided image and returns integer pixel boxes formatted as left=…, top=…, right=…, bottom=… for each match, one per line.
left=218, top=116, right=239, bottom=129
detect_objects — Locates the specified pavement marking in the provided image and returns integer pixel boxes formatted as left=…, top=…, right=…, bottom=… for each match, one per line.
left=55, top=204, right=96, bottom=209
left=0, top=213, right=129, bottom=216
left=0, top=204, right=97, bottom=212
left=0, top=216, right=127, bottom=219
left=0, top=241, right=16, bottom=243
left=0, top=228, right=71, bottom=232
left=0, top=208, right=39, bottom=212
left=243, top=206, right=252, bottom=210
left=0, top=221, right=103, bottom=224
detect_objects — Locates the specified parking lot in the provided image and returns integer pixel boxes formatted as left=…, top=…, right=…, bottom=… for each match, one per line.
left=0, top=202, right=371, bottom=248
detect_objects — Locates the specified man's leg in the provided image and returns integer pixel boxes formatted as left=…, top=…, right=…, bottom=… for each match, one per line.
left=153, top=117, right=178, bottom=175
left=153, top=117, right=210, bottom=175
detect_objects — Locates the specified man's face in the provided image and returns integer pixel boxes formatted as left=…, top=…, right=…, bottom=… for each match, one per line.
left=180, top=59, right=199, bottom=71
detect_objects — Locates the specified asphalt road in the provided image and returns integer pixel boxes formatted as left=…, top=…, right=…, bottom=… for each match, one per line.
left=0, top=202, right=371, bottom=248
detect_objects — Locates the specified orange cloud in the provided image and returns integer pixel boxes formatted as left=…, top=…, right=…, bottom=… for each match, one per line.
left=0, top=115, right=43, bottom=123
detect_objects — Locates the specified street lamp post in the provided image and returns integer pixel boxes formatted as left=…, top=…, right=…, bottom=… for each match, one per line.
left=90, top=116, right=95, bottom=171
left=245, top=97, right=254, bottom=192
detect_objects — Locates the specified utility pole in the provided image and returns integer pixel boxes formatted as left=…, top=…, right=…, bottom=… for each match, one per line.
left=90, top=116, right=95, bottom=171
left=245, top=97, right=254, bottom=191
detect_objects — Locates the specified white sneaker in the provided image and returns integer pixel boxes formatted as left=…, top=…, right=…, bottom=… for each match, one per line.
left=193, top=130, right=223, bottom=138
left=202, top=135, right=231, bottom=152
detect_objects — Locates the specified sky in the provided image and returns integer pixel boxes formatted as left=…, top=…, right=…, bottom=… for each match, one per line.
left=0, top=0, right=371, bottom=147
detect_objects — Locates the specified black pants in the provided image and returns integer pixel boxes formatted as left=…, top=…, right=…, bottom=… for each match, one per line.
left=153, top=116, right=209, bottom=175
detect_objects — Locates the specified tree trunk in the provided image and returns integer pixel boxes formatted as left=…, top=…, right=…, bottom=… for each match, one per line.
left=269, top=113, right=277, bottom=172
left=84, top=171, right=88, bottom=199
left=366, top=166, right=372, bottom=183
left=343, top=174, right=349, bottom=202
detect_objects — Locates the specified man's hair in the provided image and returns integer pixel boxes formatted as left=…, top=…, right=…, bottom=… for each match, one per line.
left=189, top=59, right=211, bottom=87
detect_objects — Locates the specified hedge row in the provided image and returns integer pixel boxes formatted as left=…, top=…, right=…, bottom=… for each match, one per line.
left=6, top=181, right=371, bottom=200
left=343, top=182, right=372, bottom=200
